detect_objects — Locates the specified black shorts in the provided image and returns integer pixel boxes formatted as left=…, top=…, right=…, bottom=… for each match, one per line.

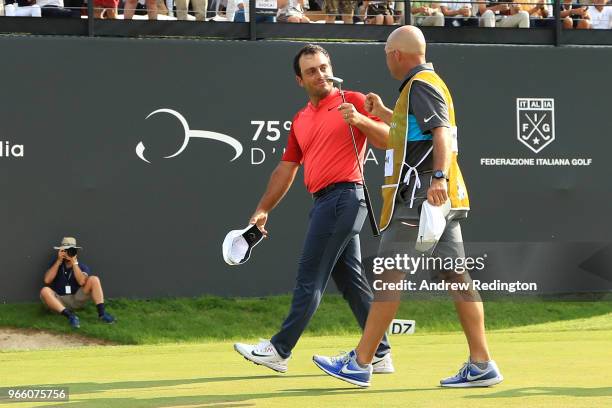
left=367, top=3, right=392, bottom=17
left=377, top=196, right=467, bottom=276
left=373, top=174, right=473, bottom=301
left=571, top=17, right=586, bottom=28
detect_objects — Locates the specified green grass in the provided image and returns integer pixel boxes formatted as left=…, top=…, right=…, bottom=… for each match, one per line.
left=1, top=297, right=611, bottom=407
left=1, top=295, right=612, bottom=345
left=0, top=319, right=611, bottom=407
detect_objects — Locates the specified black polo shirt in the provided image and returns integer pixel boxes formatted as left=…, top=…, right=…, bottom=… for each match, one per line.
left=49, top=261, right=91, bottom=296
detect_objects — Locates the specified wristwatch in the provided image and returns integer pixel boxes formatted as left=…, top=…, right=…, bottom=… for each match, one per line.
left=432, top=170, right=449, bottom=181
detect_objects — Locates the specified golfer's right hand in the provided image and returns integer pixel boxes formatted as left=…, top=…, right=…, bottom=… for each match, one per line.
left=249, top=211, right=269, bottom=237
left=365, top=93, right=386, bottom=118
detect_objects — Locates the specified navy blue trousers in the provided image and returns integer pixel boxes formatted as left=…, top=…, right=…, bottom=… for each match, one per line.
left=270, top=184, right=391, bottom=359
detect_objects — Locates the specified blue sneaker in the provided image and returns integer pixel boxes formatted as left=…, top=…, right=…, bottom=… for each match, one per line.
left=440, top=359, right=504, bottom=387
left=68, top=314, right=80, bottom=329
left=313, top=350, right=372, bottom=388
left=99, top=312, right=116, bottom=324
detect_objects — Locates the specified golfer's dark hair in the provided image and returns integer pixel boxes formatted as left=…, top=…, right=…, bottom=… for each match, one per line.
left=293, top=44, right=331, bottom=77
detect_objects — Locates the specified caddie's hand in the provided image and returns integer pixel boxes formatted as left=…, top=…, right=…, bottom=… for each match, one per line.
left=338, top=103, right=362, bottom=126
left=427, top=178, right=448, bottom=206
left=364, top=93, right=386, bottom=118
left=249, top=211, right=269, bottom=237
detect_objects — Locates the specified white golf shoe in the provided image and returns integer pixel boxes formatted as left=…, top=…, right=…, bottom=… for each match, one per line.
left=372, top=353, right=395, bottom=374
left=234, top=339, right=289, bottom=373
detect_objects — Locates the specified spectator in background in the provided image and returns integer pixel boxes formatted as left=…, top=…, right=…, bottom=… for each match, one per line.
left=43, top=0, right=79, bottom=16
left=522, top=0, right=553, bottom=27
left=40, top=237, right=116, bottom=329
left=232, top=0, right=275, bottom=21
left=94, top=0, right=118, bottom=18
left=440, top=0, right=473, bottom=26
left=560, top=0, right=591, bottom=29
left=3, top=0, right=41, bottom=16
left=277, top=0, right=310, bottom=22
left=123, top=0, right=157, bottom=19
left=324, top=0, right=354, bottom=24
left=363, top=0, right=394, bottom=25
left=411, top=1, right=444, bottom=26
left=156, top=0, right=170, bottom=15
left=477, top=0, right=529, bottom=27
left=31, top=0, right=76, bottom=16
left=393, top=0, right=405, bottom=23
left=4, top=0, right=82, bottom=17
left=588, top=0, right=612, bottom=28
left=176, top=0, right=206, bottom=20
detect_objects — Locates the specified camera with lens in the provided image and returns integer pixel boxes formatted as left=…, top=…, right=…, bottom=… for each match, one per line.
left=66, top=247, right=78, bottom=257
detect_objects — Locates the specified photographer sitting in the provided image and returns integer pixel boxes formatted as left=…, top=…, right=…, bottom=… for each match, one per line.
left=40, top=237, right=115, bottom=329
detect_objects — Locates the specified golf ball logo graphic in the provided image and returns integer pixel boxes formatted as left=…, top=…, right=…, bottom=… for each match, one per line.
left=136, top=108, right=243, bottom=164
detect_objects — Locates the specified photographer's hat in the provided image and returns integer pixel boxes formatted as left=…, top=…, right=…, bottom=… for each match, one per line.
left=222, top=225, right=264, bottom=265
left=53, top=237, right=82, bottom=250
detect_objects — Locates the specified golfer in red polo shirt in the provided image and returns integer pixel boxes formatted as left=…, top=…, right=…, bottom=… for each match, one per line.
left=234, top=44, right=393, bottom=374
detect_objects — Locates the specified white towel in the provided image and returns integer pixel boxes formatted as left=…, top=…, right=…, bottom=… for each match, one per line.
left=415, top=199, right=451, bottom=253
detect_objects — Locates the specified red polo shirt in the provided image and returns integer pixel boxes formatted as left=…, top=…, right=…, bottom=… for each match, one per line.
left=282, top=88, right=379, bottom=194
